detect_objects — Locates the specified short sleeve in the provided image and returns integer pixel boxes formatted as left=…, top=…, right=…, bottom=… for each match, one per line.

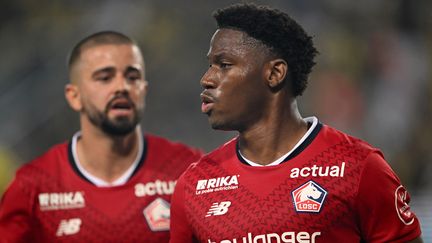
left=0, top=172, right=35, bottom=243
left=355, top=151, right=422, bottom=242
left=169, top=173, right=194, bottom=243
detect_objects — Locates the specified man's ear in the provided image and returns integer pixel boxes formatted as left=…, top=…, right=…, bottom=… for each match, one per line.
left=142, top=80, right=149, bottom=96
left=65, top=83, right=82, bottom=111
left=264, top=59, right=288, bottom=88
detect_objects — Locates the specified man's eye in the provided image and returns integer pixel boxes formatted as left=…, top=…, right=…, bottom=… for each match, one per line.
left=220, top=63, right=232, bottom=68
left=127, top=76, right=140, bottom=82
left=126, top=72, right=141, bottom=82
left=96, top=76, right=111, bottom=82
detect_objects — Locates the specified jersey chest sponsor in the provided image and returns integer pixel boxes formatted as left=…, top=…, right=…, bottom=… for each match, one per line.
left=196, top=175, right=239, bottom=195
left=290, top=162, right=345, bottom=178
left=38, top=191, right=85, bottom=211
left=135, top=180, right=176, bottom=197
left=208, top=231, right=321, bottom=243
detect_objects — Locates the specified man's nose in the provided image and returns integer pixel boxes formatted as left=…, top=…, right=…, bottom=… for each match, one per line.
left=114, top=76, right=130, bottom=92
left=200, top=69, right=217, bottom=89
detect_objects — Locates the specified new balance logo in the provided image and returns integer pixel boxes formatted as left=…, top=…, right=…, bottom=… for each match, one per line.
left=206, top=201, right=231, bottom=217
left=56, top=218, right=81, bottom=236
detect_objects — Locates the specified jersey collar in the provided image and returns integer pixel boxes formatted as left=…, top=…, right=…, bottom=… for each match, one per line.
left=67, top=129, right=147, bottom=187
left=236, top=117, right=322, bottom=166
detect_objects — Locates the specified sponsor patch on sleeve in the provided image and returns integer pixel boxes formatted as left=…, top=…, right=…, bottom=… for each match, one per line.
left=395, top=185, right=415, bottom=225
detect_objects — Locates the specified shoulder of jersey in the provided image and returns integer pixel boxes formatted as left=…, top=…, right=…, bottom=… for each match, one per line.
left=15, top=142, right=68, bottom=178
left=190, top=137, right=237, bottom=169
left=320, top=124, right=379, bottom=153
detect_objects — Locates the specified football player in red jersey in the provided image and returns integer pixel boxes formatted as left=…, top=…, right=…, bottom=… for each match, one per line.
left=0, top=31, right=202, bottom=242
left=170, top=3, right=423, bottom=243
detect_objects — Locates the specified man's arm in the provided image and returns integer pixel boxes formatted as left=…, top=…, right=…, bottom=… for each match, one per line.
left=169, top=175, right=194, bottom=243
left=356, top=151, right=422, bottom=242
left=0, top=175, right=34, bottom=242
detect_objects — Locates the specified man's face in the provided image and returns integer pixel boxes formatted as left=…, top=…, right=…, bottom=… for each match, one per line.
left=200, top=28, right=271, bottom=131
left=68, top=44, right=147, bottom=136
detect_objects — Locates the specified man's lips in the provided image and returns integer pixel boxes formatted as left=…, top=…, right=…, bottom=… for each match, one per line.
left=201, top=102, right=214, bottom=114
left=107, top=97, right=134, bottom=116
left=200, top=92, right=215, bottom=114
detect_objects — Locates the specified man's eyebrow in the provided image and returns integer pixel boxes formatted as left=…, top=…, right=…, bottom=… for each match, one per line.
left=207, top=52, right=227, bottom=61
left=92, top=67, right=115, bottom=77
left=125, top=66, right=141, bottom=73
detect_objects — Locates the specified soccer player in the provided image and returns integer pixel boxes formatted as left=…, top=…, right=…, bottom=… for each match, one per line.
left=170, top=3, right=423, bottom=243
left=0, top=31, right=202, bottom=242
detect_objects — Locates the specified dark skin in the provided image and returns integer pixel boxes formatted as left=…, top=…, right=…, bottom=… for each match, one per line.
left=200, top=28, right=308, bottom=165
left=200, top=28, right=424, bottom=243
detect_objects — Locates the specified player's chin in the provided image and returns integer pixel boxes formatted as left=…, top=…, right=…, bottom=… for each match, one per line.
left=103, top=118, right=138, bottom=136
left=111, top=115, right=136, bottom=125
left=208, top=117, right=235, bottom=131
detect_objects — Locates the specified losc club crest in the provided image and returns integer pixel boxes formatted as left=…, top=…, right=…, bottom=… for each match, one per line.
left=143, top=198, right=170, bottom=231
left=292, top=180, right=327, bottom=213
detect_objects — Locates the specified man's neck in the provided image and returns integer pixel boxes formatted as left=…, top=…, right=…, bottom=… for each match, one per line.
left=76, top=126, right=141, bottom=183
left=238, top=100, right=308, bottom=166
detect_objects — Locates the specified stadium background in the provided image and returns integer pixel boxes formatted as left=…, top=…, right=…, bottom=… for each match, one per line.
left=0, top=0, right=430, bottom=240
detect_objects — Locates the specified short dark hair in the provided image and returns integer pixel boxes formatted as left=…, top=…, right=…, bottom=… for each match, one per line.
left=213, top=3, right=318, bottom=96
left=68, top=31, right=137, bottom=71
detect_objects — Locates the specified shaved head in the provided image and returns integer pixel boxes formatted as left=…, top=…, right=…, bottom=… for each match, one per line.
left=68, top=31, right=142, bottom=83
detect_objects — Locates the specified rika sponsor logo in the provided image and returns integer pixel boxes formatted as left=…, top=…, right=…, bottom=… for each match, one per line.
left=395, top=185, right=415, bottom=225
left=143, top=198, right=171, bottom=231
left=292, top=181, right=327, bottom=213
left=56, top=218, right=82, bottom=236
left=206, top=201, right=231, bottom=217
left=196, top=175, right=239, bottom=195
left=208, top=231, right=321, bottom=243
left=38, top=192, right=85, bottom=211
left=290, top=162, right=345, bottom=178
left=135, top=180, right=176, bottom=197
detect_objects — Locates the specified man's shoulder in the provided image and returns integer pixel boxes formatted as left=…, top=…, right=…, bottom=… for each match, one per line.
left=11, top=142, right=69, bottom=189
left=185, top=137, right=237, bottom=172
left=16, top=142, right=69, bottom=176
left=320, top=124, right=378, bottom=152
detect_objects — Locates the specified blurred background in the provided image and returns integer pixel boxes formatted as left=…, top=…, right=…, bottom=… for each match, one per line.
left=0, top=0, right=430, bottom=240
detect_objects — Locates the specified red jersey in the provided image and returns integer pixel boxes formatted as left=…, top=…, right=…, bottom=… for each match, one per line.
left=170, top=122, right=421, bottom=243
left=0, top=134, right=202, bottom=243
